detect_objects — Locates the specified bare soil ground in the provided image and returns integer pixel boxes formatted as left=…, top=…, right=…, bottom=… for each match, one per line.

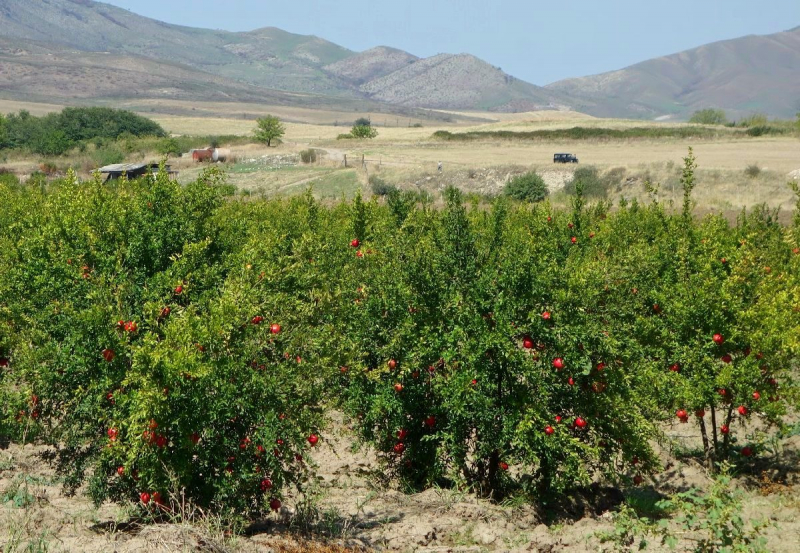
left=3, top=415, right=800, bottom=553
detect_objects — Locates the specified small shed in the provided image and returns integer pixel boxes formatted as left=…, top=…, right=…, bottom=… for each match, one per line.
left=99, top=163, right=177, bottom=182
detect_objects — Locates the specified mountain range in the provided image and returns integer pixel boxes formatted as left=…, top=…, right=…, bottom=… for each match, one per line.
left=0, top=0, right=797, bottom=119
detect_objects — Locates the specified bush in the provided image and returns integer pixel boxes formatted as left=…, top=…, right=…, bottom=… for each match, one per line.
left=689, top=109, right=728, bottom=125
left=354, top=118, right=371, bottom=127
left=350, top=125, right=378, bottom=139
left=0, top=169, right=328, bottom=516
left=338, top=188, right=662, bottom=495
left=369, top=175, right=398, bottom=197
left=503, top=171, right=548, bottom=202
left=564, top=166, right=607, bottom=198
left=739, top=114, right=769, bottom=128
left=89, top=146, right=125, bottom=168
left=299, top=149, right=318, bottom=164
left=157, top=138, right=181, bottom=157
left=0, top=169, right=19, bottom=187
left=745, top=164, right=761, bottom=178
left=33, top=130, right=72, bottom=156
left=336, top=134, right=354, bottom=140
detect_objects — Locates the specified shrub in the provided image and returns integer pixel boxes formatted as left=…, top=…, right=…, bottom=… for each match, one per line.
left=350, top=125, right=378, bottom=139
left=739, top=113, right=769, bottom=128
left=32, top=129, right=72, bottom=156
left=745, top=164, right=761, bottom=178
left=369, top=175, right=397, bottom=197
left=0, top=169, right=329, bottom=516
left=655, top=465, right=772, bottom=551
left=336, top=134, right=354, bottom=140
left=503, top=171, right=548, bottom=202
left=0, top=169, right=19, bottom=187
left=92, top=146, right=125, bottom=168
left=689, top=109, right=728, bottom=125
left=338, top=188, right=661, bottom=496
left=157, top=138, right=181, bottom=157
left=299, top=149, right=318, bottom=164
left=564, top=166, right=607, bottom=198
left=354, top=118, right=371, bottom=127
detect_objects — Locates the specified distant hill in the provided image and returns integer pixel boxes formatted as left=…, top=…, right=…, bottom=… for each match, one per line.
left=0, top=37, right=458, bottom=124
left=360, top=54, right=567, bottom=112
left=324, top=46, right=419, bottom=85
left=0, top=0, right=356, bottom=96
left=546, top=26, right=800, bottom=119
left=0, top=0, right=797, bottom=118
left=0, top=0, right=568, bottom=112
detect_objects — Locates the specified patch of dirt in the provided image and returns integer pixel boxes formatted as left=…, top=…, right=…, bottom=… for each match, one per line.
left=2, top=416, right=800, bottom=552
left=401, top=165, right=574, bottom=197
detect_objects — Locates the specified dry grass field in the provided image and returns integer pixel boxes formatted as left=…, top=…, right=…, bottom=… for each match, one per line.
left=153, top=107, right=799, bottom=211
left=1, top=97, right=798, bottom=210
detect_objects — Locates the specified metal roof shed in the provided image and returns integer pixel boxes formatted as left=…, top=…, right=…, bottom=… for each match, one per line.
left=98, top=163, right=177, bottom=181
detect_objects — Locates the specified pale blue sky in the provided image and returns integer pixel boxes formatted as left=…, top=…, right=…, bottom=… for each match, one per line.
left=104, top=0, right=800, bottom=84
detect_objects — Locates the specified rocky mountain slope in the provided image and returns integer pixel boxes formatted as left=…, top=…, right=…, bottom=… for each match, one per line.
left=360, top=53, right=567, bottom=111
left=547, top=26, right=800, bottom=119
left=0, top=0, right=567, bottom=111
left=0, top=0, right=797, bottom=117
left=323, top=46, right=419, bottom=85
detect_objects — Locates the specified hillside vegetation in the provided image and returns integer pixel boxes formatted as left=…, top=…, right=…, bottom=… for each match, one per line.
left=0, top=107, right=165, bottom=155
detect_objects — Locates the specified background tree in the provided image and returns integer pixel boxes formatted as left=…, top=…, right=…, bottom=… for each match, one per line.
left=350, top=124, right=378, bottom=139
left=157, top=137, right=181, bottom=158
left=503, top=171, right=548, bottom=202
left=354, top=117, right=371, bottom=127
left=689, top=109, right=728, bottom=125
left=253, top=115, right=286, bottom=147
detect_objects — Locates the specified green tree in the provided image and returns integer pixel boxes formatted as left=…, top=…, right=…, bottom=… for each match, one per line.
left=350, top=124, right=378, bottom=139
left=253, top=115, right=286, bottom=147
left=689, top=109, right=728, bottom=125
left=157, top=138, right=181, bottom=158
left=33, top=129, right=73, bottom=156
left=354, top=117, right=371, bottom=127
left=503, top=171, right=548, bottom=202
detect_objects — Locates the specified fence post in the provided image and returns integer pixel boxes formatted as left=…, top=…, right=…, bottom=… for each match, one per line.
left=344, top=154, right=347, bottom=168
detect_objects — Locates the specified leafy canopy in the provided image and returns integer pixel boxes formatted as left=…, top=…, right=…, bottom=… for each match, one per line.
left=253, top=115, right=286, bottom=147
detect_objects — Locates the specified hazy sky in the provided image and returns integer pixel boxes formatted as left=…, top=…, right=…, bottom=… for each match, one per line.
left=104, top=0, right=799, bottom=85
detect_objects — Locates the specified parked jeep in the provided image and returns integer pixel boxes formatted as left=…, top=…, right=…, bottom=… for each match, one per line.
left=554, top=153, right=579, bottom=164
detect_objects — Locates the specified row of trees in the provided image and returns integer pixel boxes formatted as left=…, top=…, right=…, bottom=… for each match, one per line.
left=689, top=108, right=800, bottom=130
left=0, top=152, right=798, bottom=517
left=0, top=107, right=167, bottom=155
left=252, top=115, right=379, bottom=147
